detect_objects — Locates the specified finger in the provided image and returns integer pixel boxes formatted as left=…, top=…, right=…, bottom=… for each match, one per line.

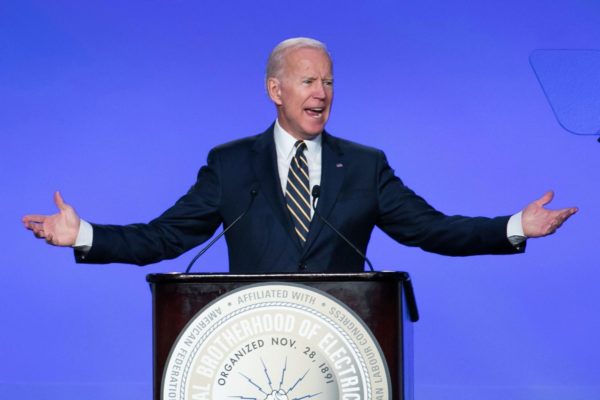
left=562, top=207, right=578, bottom=215
left=23, top=220, right=44, bottom=231
left=22, top=215, right=48, bottom=224
left=535, top=190, right=554, bottom=207
left=559, top=207, right=578, bottom=221
left=550, top=208, right=577, bottom=230
left=568, top=207, right=579, bottom=215
left=54, top=191, right=68, bottom=211
left=552, top=207, right=576, bottom=220
left=32, top=224, right=45, bottom=235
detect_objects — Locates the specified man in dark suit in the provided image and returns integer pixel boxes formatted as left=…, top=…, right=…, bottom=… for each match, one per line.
left=22, top=38, right=577, bottom=273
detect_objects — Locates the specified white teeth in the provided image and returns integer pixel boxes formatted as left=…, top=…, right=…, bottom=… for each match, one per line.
left=305, top=108, right=324, bottom=118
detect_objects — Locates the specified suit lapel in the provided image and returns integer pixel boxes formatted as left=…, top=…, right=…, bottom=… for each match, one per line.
left=251, top=126, right=302, bottom=251
left=302, top=132, right=345, bottom=257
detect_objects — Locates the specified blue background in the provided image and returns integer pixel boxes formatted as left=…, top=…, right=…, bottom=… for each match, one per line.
left=2, top=0, right=599, bottom=399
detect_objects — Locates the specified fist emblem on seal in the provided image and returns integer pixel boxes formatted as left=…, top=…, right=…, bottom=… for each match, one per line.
left=264, top=389, right=288, bottom=400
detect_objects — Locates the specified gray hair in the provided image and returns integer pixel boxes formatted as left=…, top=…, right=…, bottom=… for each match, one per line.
left=266, top=37, right=332, bottom=80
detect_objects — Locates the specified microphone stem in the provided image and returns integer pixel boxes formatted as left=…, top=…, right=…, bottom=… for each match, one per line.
left=185, top=190, right=257, bottom=274
left=312, top=194, right=374, bottom=272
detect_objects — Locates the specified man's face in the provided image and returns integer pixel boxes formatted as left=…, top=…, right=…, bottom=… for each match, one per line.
left=268, top=47, right=333, bottom=140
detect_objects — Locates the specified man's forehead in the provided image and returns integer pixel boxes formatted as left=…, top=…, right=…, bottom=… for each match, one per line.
left=283, top=48, right=332, bottom=74
left=285, top=47, right=330, bottom=61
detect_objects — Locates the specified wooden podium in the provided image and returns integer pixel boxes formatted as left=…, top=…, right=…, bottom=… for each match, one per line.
left=147, top=272, right=418, bottom=400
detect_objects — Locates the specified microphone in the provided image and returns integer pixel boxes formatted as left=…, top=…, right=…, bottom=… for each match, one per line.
left=311, top=185, right=374, bottom=272
left=185, top=186, right=258, bottom=273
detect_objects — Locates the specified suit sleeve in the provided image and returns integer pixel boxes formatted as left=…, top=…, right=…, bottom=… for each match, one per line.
left=75, top=149, right=224, bottom=265
left=374, top=151, right=523, bottom=256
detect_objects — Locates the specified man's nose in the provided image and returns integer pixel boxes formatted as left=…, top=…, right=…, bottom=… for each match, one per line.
left=312, top=82, right=327, bottom=99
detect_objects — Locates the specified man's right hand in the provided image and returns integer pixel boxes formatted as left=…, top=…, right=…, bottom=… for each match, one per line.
left=22, top=191, right=81, bottom=247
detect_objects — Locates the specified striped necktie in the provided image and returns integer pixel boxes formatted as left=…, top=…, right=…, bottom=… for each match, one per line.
left=285, top=140, right=311, bottom=245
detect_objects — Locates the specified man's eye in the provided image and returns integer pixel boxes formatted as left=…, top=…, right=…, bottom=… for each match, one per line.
left=303, top=79, right=313, bottom=84
left=324, top=80, right=333, bottom=87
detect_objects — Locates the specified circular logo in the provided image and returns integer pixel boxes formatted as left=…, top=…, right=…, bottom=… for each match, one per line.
left=162, top=283, right=390, bottom=399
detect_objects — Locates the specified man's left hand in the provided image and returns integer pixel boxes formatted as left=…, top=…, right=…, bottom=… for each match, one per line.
left=522, top=191, right=577, bottom=238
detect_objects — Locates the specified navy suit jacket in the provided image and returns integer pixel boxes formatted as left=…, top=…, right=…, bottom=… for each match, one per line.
left=77, top=125, right=521, bottom=273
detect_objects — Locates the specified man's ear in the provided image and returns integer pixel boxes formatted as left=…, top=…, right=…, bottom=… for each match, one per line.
left=267, top=77, right=282, bottom=106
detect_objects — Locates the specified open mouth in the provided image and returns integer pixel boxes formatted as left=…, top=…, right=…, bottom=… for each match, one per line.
left=305, top=107, right=325, bottom=118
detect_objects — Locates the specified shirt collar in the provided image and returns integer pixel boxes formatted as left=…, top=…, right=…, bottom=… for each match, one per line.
left=274, top=119, right=322, bottom=159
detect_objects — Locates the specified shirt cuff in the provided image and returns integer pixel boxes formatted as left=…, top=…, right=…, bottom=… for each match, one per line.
left=73, top=219, right=93, bottom=252
left=507, top=211, right=526, bottom=248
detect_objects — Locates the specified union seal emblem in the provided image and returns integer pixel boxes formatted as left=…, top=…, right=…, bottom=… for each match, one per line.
left=162, top=283, right=390, bottom=399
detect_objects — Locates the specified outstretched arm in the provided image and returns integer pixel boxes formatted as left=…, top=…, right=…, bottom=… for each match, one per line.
left=22, top=191, right=81, bottom=246
left=522, top=191, right=577, bottom=238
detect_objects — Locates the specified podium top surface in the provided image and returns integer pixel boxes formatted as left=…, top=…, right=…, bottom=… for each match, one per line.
left=146, top=271, right=410, bottom=284
left=147, top=271, right=419, bottom=322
